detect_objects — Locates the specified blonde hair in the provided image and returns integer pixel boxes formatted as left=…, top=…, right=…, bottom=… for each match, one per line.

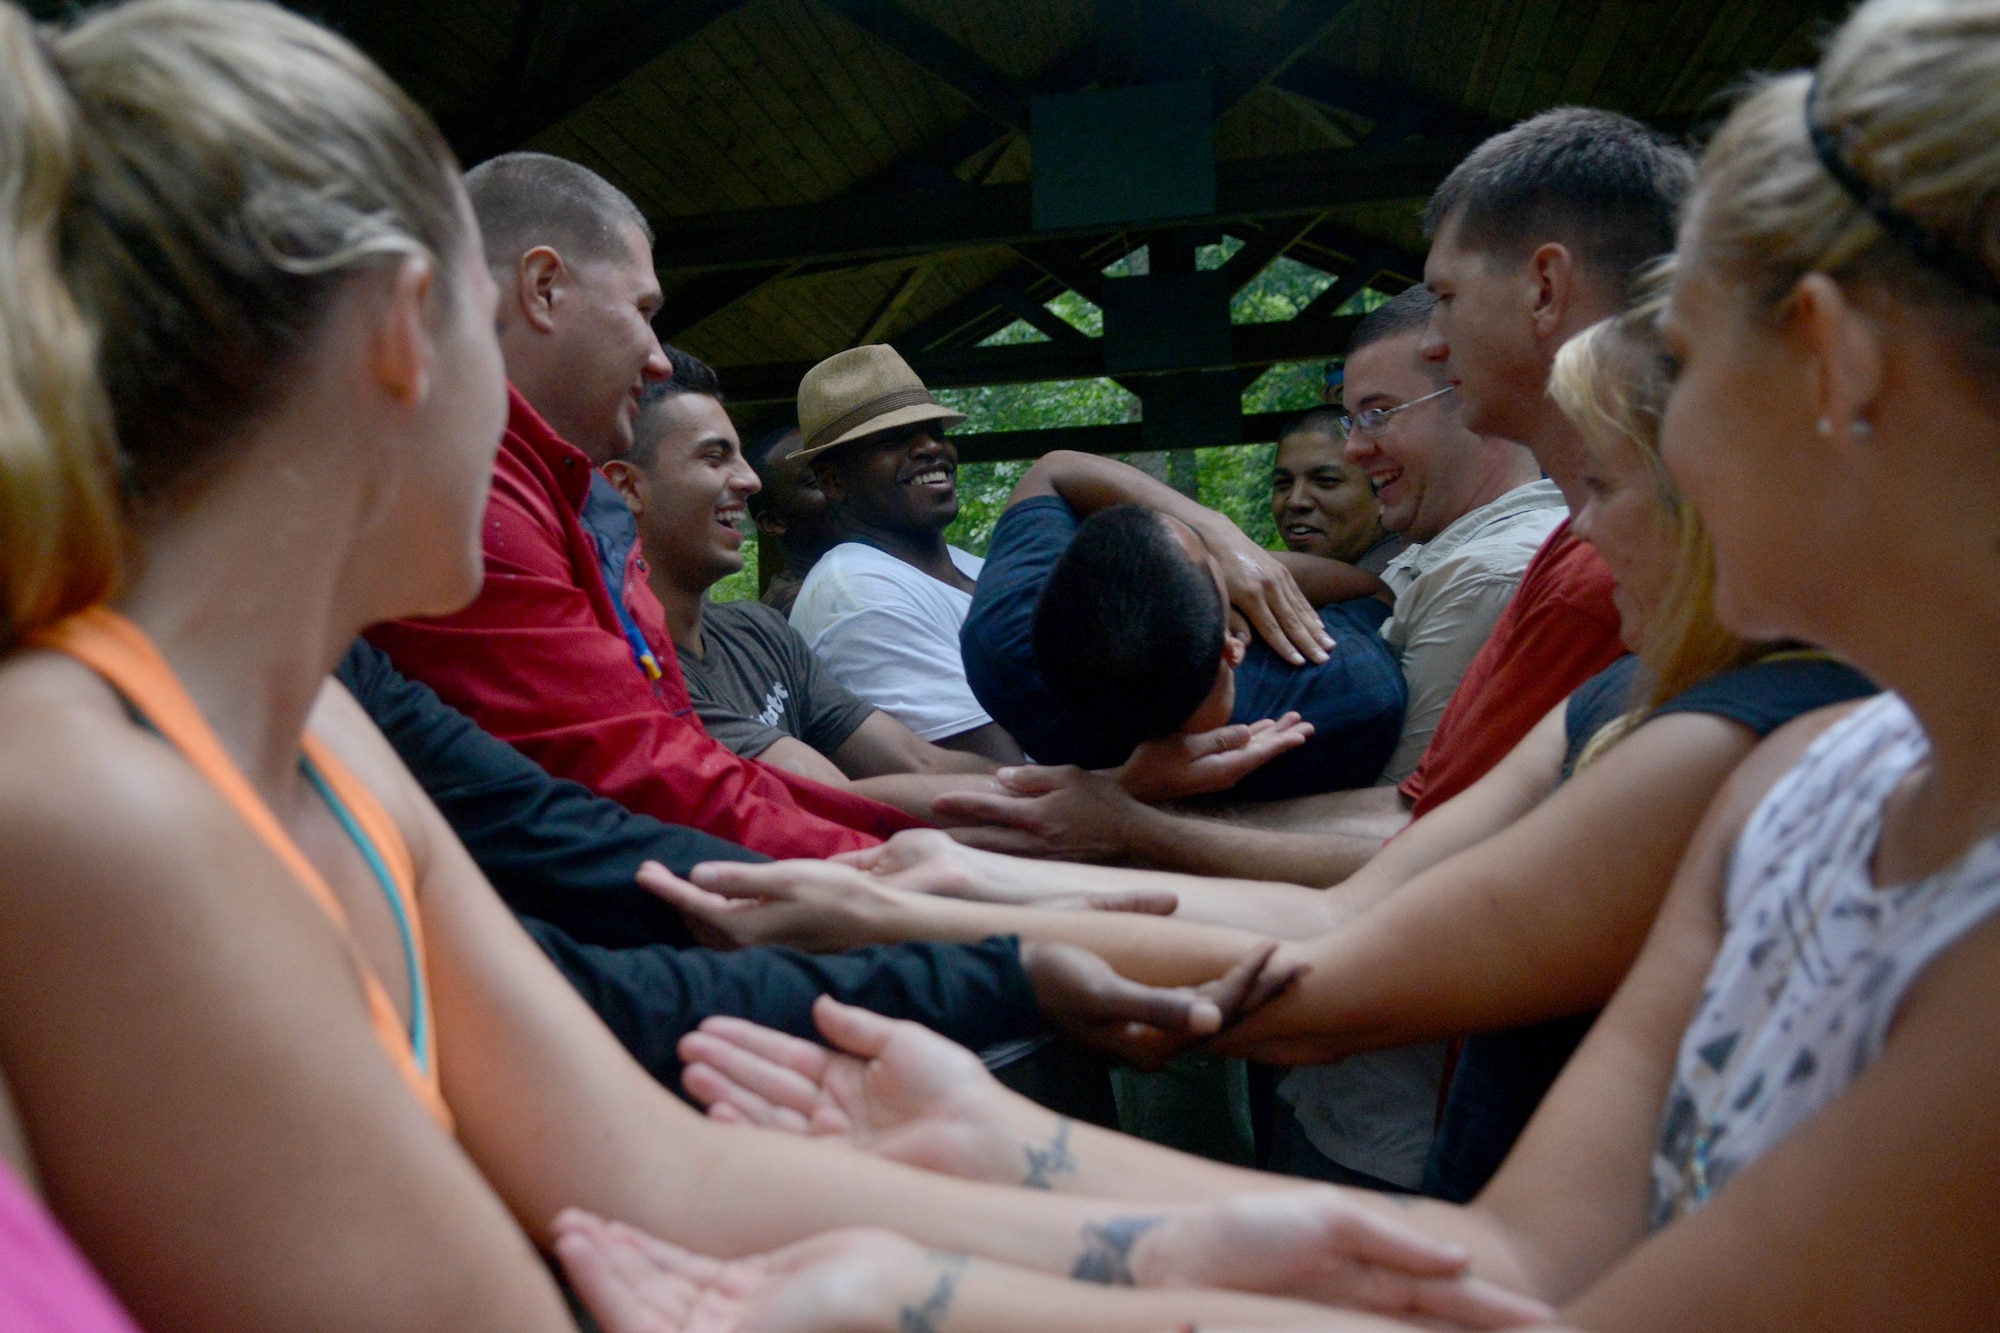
left=1550, top=269, right=1782, bottom=769
left=1687, top=0, right=2000, bottom=374
left=0, top=0, right=464, bottom=649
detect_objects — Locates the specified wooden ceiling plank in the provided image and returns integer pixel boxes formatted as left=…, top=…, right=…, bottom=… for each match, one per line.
left=625, top=61, right=778, bottom=214
left=1508, top=0, right=1602, bottom=118
left=786, top=1, right=939, bottom=188
left=1554, top=0, right=1637, bottom=105
left=449, top=0, right=756, bottom=162
left=640, top=31, right=795, bottom=209
left=1484, top=0, right=1562, bottom=122
left=701, top=10, right=860, bottom=202
left=1211, top=0, right=1366, bottom=112
left=818, top=0, right=1031, bottom=131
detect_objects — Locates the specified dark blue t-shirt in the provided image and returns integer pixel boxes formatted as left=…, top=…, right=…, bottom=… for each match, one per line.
left=960, top=496, right=1407, bottom=800
left=1420, top=649, right=1880, bottom=1203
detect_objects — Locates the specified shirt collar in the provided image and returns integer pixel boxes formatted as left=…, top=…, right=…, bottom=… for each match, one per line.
left=1393, top=477, right=1565, bottom=570
left=504, top=383, right=594, bottom=510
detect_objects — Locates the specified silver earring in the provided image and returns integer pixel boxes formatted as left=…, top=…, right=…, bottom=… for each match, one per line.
left=1851, top=419, right=1873, bottom=438
left=1816, top=417, right=1834, bottom=437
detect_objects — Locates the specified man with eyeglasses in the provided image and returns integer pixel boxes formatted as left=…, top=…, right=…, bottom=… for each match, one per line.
left=1335, top=287, right=1556, bottom=780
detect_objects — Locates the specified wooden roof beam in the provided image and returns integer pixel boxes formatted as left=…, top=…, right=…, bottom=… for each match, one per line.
left=1272, top=59, right=1504, bottom=144
left=1211, top=0, right=1362, bottom=113
left=717, top=312, right=1364, bottom=403
left=818, top=0, right=1031, bottom=132
left=653, top=140, right=1477, bottom=272
left=952, top=409, right=1305, bottom=465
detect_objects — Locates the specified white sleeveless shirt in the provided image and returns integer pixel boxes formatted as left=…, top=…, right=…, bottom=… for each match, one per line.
left=1651, top=693, right=2000, bottom=1227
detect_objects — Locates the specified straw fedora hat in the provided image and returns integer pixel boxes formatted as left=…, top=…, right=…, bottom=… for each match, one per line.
left=789, top=344, right=966, bottom=461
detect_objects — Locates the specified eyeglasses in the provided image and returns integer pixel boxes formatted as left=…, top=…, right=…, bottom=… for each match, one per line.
left=1336, top=383, right=1455, bottom=438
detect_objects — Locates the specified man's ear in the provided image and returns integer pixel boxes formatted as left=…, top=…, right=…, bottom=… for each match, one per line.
left=514, top=245, right=565, bottom=335
left=811, top=456, right=846, bottom=506
left=755, top=509, right=788, bottom=539
left=601, top=458, right=647, bottom=520
left=373, top=254, right=437, bottom=406
left=1526, top=241, right=1576, bottom=341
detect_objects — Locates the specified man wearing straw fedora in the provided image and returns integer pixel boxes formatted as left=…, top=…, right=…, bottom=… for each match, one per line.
left=787, top=346, right=1028, bottom=765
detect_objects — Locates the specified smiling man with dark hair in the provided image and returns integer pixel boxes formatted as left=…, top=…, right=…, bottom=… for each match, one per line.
left=602, top=356, right=998, bottom=795
left=785, top=346, right=1028, bottom=765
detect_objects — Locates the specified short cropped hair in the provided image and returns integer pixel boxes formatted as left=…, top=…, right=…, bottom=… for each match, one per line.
left=1424, top=107, right=1696, bottom=288
left=628, top=346, right=724, bottom=470
left=744, top=423, right=801, bottom=519
left=1347, top=286, right=1438, bottom=356
left=1033, top=506, right=1226, bottom=754
left=464, top=151, right=654, bottom=274
left=1278, top=405, right=1347, bottom=443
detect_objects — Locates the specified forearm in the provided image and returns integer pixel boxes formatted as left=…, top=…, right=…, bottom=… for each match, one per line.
left=911, top=1256, right=1383, bottom=1333
left=854, top=771, right=1006, bottom=822
left=934, top=848, right=1347, bottom=941
left=1125, top=802, right=1384, bottom=888
left=1272, top=551, right=1387, bottom=606
left=852, top=892, right=1273, bottom=989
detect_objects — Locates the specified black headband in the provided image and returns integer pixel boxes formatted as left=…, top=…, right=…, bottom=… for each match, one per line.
left=1804, top=73, right=2000, bottom=304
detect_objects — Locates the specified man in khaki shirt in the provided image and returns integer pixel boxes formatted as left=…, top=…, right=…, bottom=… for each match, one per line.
left=1339, top=287, right=1558, bottom=782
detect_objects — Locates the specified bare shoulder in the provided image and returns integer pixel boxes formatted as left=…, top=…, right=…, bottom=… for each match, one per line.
left=1703, top=698, right=1868, bottom=829
left=304, top=678, right=449, bottom=881
left=0, top=650, right=212, bottom=855
left=0, top=650, right=313, bottom=935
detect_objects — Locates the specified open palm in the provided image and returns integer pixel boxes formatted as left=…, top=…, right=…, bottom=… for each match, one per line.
left=678, top=997, right=1026, bottom=1185
left=557, top=1211, right=918, bottom=1333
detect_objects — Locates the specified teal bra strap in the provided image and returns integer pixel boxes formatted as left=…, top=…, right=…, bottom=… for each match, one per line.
left=301, top=759, right=430, bottom=1073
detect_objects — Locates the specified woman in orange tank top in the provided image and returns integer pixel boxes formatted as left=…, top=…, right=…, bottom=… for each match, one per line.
left=0, top=5, right=1511, bottom=1333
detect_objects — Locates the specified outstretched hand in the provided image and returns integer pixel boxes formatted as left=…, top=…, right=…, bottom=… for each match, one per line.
left=1133, top=1191, right=1556, bottom=1330
left=932, top=766, right=1146, bottom=861
left=678, top=997, right=1029, bottom=1186
left=1116, top=713, right=1315, bottom=803
left=638, top=858, right=912, bottom=953
left=1026, top=939, right=1306, bottom=1070
left=836, top=830, right=1178, bottom=914
left=555, top=1209, right=922, bottom=1333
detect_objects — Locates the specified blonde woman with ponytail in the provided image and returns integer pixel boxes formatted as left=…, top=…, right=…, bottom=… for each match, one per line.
left=0, top=3, right=1572, bottom=1331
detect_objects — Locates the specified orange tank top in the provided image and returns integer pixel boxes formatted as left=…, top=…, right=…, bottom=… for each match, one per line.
left=30, top=607, right=451, bottom=1131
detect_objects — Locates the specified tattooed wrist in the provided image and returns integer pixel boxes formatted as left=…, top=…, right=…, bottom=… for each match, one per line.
left=899, top=1252, right=968, bottom=1333
left=1070, top=1215, right=1165, bottom=1285
left=1021, top=1116, right=1077, bottom=1189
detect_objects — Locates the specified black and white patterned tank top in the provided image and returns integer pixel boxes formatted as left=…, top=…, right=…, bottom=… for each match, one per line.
left=1651, top=693, right=2000, bottom=1227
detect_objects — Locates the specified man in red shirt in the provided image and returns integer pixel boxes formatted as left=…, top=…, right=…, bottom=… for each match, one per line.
left=368, top=152, right=920, bottom=859
left=1399, top=108, right=1696, bottom=815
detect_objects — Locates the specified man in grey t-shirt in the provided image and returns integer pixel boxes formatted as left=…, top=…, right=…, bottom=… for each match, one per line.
left=601, top=352, right=998, bottom=793
left=677, top=598, right=872, bottom=761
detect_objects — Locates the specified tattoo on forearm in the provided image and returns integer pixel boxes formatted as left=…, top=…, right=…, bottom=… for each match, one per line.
left=1069, top=1215, right=1165, bottom=1286
left=1021, top=1116, right=1077, bottom=1189
left=899, top=1252, right=968, bottom=1333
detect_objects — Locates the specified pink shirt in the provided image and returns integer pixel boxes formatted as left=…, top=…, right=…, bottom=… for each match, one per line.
left=0, top=1157, right=142, bottom=1333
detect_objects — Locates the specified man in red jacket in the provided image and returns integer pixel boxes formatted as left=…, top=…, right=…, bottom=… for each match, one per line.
left=369, top=151, right=922, bottom=860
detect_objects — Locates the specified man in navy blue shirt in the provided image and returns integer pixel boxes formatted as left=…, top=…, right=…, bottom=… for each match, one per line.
left=960, top=450, right=1407, bottom=801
